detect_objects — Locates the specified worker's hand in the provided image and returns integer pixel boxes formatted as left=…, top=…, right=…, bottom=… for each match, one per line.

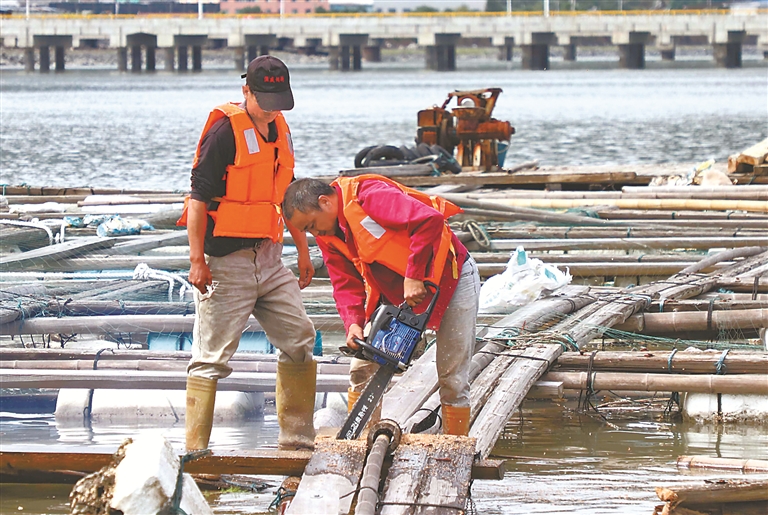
left=189, top=259, right=213, bottom=295
left=346, top=324, right=364, bottom=350
left=403, top=278, right=427, bottom=307
left=297, top=251, right=315, bottom=289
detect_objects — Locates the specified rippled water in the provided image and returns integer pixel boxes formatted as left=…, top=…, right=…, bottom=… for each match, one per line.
left=1, top=65, right=766, bottom=190
left=2, top=399, right=768, bottom=514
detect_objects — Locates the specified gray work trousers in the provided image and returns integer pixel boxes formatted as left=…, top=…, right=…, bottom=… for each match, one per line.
left=349, top=256, right=480, bottom=408
left=188, top=241, right=316, bottom=380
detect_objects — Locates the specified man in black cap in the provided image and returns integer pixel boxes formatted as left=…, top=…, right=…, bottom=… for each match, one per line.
left=179, top=56, right=317, bottom=451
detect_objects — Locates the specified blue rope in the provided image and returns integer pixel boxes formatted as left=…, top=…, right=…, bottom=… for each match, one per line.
left=715, top=349, right=729, bottom=375
left=667, top=348, right=678, bottom=372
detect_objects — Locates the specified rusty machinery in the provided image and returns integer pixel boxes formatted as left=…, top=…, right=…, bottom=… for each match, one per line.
left=416, top=88, right=514, bottom=172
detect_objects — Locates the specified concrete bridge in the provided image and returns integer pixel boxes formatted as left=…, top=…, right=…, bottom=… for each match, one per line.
left=2, top=11, right=767, bottom=72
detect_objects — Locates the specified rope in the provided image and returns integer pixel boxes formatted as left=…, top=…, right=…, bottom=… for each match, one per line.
left=170, top=449, right=211, bottom=515
left=715, top=349, right=729, bottom=376
left=132, top=263, right=193, bottom=302
left=268, top=486, right=297, bottom=512
left=665, top=349, right=680, bottom=414
left=83, top=348, right=115, bottom=421
left=461, top=220, right=491, bottom=250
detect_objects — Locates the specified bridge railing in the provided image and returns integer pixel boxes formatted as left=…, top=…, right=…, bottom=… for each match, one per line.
left=4, top=8, right=761, bottom=21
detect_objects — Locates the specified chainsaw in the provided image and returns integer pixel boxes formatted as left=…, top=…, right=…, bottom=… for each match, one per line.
left=337, top=282, right=439, bottom=441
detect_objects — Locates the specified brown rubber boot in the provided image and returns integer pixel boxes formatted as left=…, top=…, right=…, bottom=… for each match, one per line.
left=442, top=404, right=471, bottom=436
left=276, top=360, right=317, bottom=451
left=185, top=376, right=217, bottom=451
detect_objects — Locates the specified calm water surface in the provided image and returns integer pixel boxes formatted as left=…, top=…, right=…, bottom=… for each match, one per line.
left=1, top=65, right=766, bottom=190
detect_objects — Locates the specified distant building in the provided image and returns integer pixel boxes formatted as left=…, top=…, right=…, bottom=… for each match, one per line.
left=329, top=0, right=373, bottom=11
left=218, top=0, right=329, bottom=14
left=373, top=0, right=484, bottom=12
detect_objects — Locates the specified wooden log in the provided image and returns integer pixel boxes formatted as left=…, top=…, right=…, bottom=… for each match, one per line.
left=0, top=448, right=502, bottom=484
left=0, top=237, right=115, bottom=271
left=383, top=285, right=594, bottom=427
left=677, top=456, right=768, bottom=473
left=554, top=350, right=768, bottom=375
left=650, top=299, right=768, bottom=311
left=544, top=371, right=768, bottom=394
left=728, top=138, right=768, bottom=172
left=655, top=479, right=768, bottom=511
left=470, top=344, right=562, bottom=459
left=681, top=247, right=767, bottom=274
left=716, top=277, right=768, bottom=293
left=379, top=434, right=476, bottom=515
left=320, top=169, right=643, bottom=188
left=287, top=437, right=369, bottom=515
left=0, top=368, right=351, bottom=392
left=614, top=309, right=768, bottom=334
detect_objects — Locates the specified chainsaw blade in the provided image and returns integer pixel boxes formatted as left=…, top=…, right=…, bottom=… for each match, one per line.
left=337, top=365, right=395, bottom=440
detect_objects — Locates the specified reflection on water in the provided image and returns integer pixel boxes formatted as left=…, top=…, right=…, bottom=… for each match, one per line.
left=2, top=400, right=767, bottom=514
left=1, top=66, right=766, bottom=190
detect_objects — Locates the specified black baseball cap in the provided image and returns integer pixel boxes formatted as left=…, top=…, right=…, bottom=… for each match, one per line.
left=241, top=56, right=294, bottom=112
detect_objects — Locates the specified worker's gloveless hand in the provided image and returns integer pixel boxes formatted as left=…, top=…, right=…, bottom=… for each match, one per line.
left=403, top=277, right=427, bottom=307
left=296, top=251, right=315, bottom=289
left=189, top=259, right=213, bottom=294
left=346, top=324, right=364, bottom=350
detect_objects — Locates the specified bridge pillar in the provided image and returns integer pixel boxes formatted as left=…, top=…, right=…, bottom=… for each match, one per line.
left=521, top=44, right=549, bottom=70
left=425, top=44, right=456, bottom=71
left=619, top=44, right=645, bottom=69
left=659, top=45, right=675, bottom=61
left=328, top=47, right=340, bottom=70
left=340, top=45, right=350, bottom=71
left=259, top=45, right=270, bottom=56
left=131, top=45, right=142, bottom=72
left=352, top=45, right=362, bottom=70
left=363, top=45, right=381, bottom=62
left=146, top=46, right=156, bottom=72
left=54, top=46, right=65, bottom=71
left=192, top=46, right=202, bottom=71
left=234, top=47, right=245, bottom=71
left=563, top=44, right=576, bottom=61
left=493, top=36, right=514, bottom=62
left=247, top=46, right=257, bottom=62
left=117, top=48, right=127, bottom=72
left=713, top=31, right=745, bottom=68
left=714, top=43, right=741, bottom=68
left=498, top=43, right=513, bottom=61
left=177, top=46, right=188, bottom=72
left=39, top=46, right=50, bottom=73
left=163, top=47, right=174, bottom=71
left=24, top=47, right=34, bottom=72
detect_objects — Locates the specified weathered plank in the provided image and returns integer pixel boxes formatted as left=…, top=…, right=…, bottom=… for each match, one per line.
left=379, top=434, right=476, bottom=515
left=287, top=437, right=369, bottom=515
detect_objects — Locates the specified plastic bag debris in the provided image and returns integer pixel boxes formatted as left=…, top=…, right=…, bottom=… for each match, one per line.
left=478, top=246, right=572, bottom=314
left=96, top=216, right=155, bottom=237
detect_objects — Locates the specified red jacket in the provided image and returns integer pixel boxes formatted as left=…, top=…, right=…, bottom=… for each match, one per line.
left=317, top=179, right=467, bottom=332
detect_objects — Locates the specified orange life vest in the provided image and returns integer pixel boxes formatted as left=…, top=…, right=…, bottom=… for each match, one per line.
left=317, top=174, right=462, bottom=320
left=177, top=103, right=294, bottom=242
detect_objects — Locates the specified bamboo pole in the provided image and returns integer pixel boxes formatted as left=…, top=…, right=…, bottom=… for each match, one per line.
left=677, top=456, right=768, bottom=473
left=480, top=237, right=768, bottom=252
left=488, top=197, right=768, bottom=213
left=655, top=479, right=768, bottom=513
left=596, top=209, right=768, bottom=220
left=554, top=351, right=768, bottom=374
left=544, top=371, right=768, bottom=394
left=613, top=308, right=768, bottom=334
left=681, top=247, right=768, bottom=274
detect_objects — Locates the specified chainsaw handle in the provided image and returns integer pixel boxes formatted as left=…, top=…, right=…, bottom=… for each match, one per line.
left=422, top=281, right=440, bottom=317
